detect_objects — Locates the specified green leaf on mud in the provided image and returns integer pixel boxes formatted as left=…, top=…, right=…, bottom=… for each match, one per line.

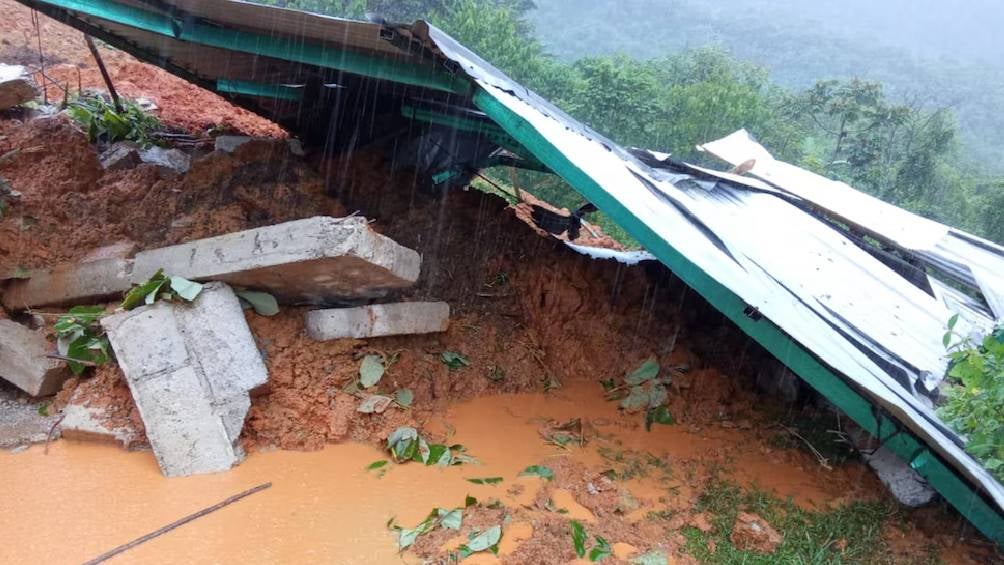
left=360, top=355, right=385, bottom=388
left=459, top=524, right=502, bottom=557
left=236, top=289, right=279, bottom=316
left=441, top=351, right=471, bottom=370
left=465, top=494, right=478, bottom=507
left=387, top=426, right=419, bottom=462
left=620, top=385, right=649, bottom=412
left=647, top=382, right=668, bottom=408
left=589, top=536, right=612, bottom=562
left=466, top=476, right=504, bottom=485
left=645, top=406, right=675, bottom=431
left=519, top=465, right=554, bottom=480
left=438, top=508, right=463, bottom=530
left=625, top=357, right=660, bottom=385
left=394, top=388, right=414, bottom=407
left=366, top=460, right=389, bottom=471
left=570, top=520, right=587, bottom=557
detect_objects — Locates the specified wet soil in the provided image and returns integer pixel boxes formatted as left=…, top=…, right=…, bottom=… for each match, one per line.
left=2, top=385, right=995, bottom=564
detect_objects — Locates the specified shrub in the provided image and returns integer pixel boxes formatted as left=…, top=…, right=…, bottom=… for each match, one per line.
left=66, top=94, right=160, bottom=146
left=939, top=317, right=1004, bottom=479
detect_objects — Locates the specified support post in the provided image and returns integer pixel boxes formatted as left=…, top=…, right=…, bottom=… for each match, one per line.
left=84, top=34, right=122, bottom=111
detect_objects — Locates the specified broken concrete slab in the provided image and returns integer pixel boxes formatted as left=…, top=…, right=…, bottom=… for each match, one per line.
left=101, top=282, right=267, bottom=477
left=99, top=141, right=141, bottom=171
left=139, top=146, right=190, bottom=174
left=306, top=302, right=450, bottom=341
left=862, top=445, right=937, bottom=507
left=1, top=244, right=133, bottom=310
left=0, top=64, right=38, bottom=110
left=131, top=216, right=422, bottom=304
left=60, top=402, right=141, bottom=450
left=0, top=320, right=71, bottom=397
left=214, top=135, right=252, bottom=153
left=0, top=380, right=59, bottom=449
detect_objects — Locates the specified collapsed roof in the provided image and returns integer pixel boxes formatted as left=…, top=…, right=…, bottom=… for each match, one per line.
left=17, top=0, right=1004, bottom=544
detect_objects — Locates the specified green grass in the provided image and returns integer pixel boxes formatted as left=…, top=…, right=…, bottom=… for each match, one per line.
left=681, top=479, right=938, bottom=564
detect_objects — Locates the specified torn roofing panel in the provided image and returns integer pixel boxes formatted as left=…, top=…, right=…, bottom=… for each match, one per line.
left=699, top=129, right=1004, bottom=322
left=14, top=0, right=1004, bottom=542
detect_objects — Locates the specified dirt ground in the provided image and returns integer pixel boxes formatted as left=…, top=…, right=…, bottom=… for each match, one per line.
left=0, top=2, right=1001, bottom=563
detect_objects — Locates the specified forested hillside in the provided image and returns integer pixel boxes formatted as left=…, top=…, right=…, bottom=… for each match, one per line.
left=253, top=0, right=1004, bottom=244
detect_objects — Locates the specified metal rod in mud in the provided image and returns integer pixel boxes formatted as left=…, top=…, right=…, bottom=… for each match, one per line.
left=82, top=482, right=273, bottom=565
left=83, top=34, right=123, bottom=112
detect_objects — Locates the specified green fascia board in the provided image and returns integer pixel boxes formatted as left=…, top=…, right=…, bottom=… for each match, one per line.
left=401, top=105, right=550, bottom=172
left=37, top=0, right=469, bottom=95
left=471, top=87, right=1004, bottom=545
left=217, top=79, right=303, bottom=101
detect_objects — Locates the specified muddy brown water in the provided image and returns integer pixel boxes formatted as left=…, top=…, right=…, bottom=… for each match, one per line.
left=0, top=382, right=872, bottom=564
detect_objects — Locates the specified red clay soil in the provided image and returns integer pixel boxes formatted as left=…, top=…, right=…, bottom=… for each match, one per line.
left=0, top=0, right=282, bottom=137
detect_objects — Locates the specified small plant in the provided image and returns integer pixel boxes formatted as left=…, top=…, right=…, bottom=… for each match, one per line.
left=569, top=520, right=612, bottom=561
left=518, top=464, right=555, bottom=480
left=386, top=426, right=475, bottom=466
left=466, top=476, right=504, bottom=485
left=52, top=269, right=202, bottom=374
left=604, top=358, right=680, bottom=430
left=54, top=305, right=111, bottom=374
left=441, top=351, right=471, bottom=370
left=939, top=316, right=1004, bottom=479
left=121, top=269, right=203, bottom=310
left=457, top=524, right=503, bottom=559
left=388, top=507, right=463, bottom=550
left=66, top=94, right=161, bottom=146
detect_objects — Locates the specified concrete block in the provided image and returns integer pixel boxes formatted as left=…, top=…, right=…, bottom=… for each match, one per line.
left=214, top=135, right=252, bottom=153
left=862, top=446, right=937, bottom=507
left=60, top=403, right=141, bottom=450
left=1, top=244, right=133, bottom=310
left=132, top=216, right=421, bottom=304
left=0, top=381, right=59, bottom=449
left=139, top=146, right=191, bottom=174
left=0, top=64, right=38, bottom=110
left=0, top=320, right=70, bottom=397
left=101, top=283, right=268, bottom=477
left=306, top=302, right=450, bottom=341
left=99, top=141, right=141, bottom=171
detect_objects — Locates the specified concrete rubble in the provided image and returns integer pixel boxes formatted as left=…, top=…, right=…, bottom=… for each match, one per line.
left=60, top=400, right=141, bottom=450
left=1, top=216, right=421, bottom=309
left=0, top=380, right=60, bottom=449
left=131, top=216, right=421, bottom=304
left=1, top=243, right=133, bottom=310
left=0, top=319, right=71, bottom=397
left=99, top=141, right=142, bottom=171
left=101, top=282, right=267, bottom=477
left=0, top=63, right=38, bottom=110
left=862, top=445, right=937, bottom=507
left=214, top=135, right=252, bottom=153
left=139, top=146, right=191, bottom=174
left=306, top=302, right=450, bottom=340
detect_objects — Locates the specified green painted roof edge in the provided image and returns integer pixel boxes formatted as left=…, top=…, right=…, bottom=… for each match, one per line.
left=472, top=87, right=1004, bottom=545
left=37, top=0, right=470, bottom=95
